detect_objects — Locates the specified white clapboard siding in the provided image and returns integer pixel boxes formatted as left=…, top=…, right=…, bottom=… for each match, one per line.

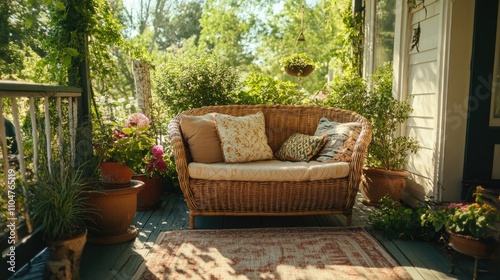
left=403, top=0, right=442, bottom=203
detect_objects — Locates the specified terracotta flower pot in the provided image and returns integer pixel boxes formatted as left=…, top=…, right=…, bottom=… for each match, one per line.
left=361, top=167, right=409, bottom=207
left=447, top=229, right=496, bottom=259
left=284, top=64, right=315, bottom=77
left=45, top=229, right=87, bottom=280
left=99, top=162, right=133, bottom=186
left=132, top=174, right=162, bottom=211
left=82, top=180, right=144, bottom=244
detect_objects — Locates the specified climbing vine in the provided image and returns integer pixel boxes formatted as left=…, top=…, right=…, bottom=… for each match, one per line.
left=335, top=3, right=364, bottom=76
left=41, top=0, right=126, bottom=86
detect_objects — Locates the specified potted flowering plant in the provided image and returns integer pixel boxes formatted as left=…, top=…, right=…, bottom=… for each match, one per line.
left=95, top=113, right=155, bottom=186
left=421, top=186, right=500, bottom=258
left=133, top=144, right=175, bottom=210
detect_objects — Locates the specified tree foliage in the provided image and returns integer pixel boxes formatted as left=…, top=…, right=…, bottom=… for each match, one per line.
left=154, top=53, right=240, bottom=116
left=0, top=0, right=46, bottom=80
left=235, top=73, right=307, bottom=105
left=1, top=0, right=362, bottom=102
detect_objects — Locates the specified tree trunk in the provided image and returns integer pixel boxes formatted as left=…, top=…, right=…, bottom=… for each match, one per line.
left=131, top=59, right=152, bottom=117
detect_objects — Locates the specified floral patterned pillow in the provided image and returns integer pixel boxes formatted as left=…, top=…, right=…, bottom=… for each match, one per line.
left=314, top=117, right=361, bottom=162
left=215, top=112, right=274, bottom=163
left=275, top=133, right=327, bottom=162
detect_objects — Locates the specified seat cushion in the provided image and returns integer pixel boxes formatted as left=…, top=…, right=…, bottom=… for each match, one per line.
left=188, top=160, right=349, bottom=182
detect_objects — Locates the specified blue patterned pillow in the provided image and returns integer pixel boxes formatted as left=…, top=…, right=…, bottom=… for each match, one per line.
left=275, top=133, right=327, bottom=162
left=314, top=117, right=361, bottom=162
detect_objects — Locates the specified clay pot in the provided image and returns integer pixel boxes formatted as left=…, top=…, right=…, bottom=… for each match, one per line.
left=447, top=229, right=496, bottom=259
left=132, top=174, right=162, bottom=211
left=99, top=162, right=133, bottom=186
left=82, top=180, right=144, bottom=244
left=45, top=230, right=87, bottom=280
left=361, top=167, right=409, bottom=207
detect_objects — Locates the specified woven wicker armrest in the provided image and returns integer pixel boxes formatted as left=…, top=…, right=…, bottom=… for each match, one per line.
left=168, top=116, right=197, bottom=208
left=346, top=114, right=372, bottom=209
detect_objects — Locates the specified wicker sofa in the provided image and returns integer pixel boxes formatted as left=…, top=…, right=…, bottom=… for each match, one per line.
left=168, top=105, right=372, bottom=229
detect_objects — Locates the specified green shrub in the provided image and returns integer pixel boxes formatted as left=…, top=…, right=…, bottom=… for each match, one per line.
left=324, top=69, right=366, bottom=114
left=325, top=63, right=419, bottom=170
left=235, top=73, right=309, bottom=105
left=154, top=54, right=240, bottom=116
left=369, top=195, right=437, bottom=241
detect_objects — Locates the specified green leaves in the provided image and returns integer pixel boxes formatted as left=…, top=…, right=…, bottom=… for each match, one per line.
left=369, top=195, right=437, bottom=240
left=235, top=73, right=306, bottom=105
left=325, top=62, right=420, bottom=170
left=281, top=53, right=315, bottom=69
left=155, top=53, right=239, bottom=116
left=31, top=163, right=90, bottom=241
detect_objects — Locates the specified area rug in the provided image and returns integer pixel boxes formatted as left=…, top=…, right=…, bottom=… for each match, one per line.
left=135, top=227, right=412, bottom=280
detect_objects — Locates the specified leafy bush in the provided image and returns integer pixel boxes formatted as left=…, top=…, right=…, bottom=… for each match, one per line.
left=154, top=54, right=240, bottom=116
left=235, top=73, right=309, bottom=105
left=325, top=63, right=419, bottom=170
left=369, top=194, right=437, bottom=241
left=365, top=63, right=419, bottom=170
left=324, top=69, right=366, bottom=114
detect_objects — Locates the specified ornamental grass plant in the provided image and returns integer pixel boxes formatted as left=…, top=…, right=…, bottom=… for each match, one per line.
left=31, top=162, right=90, bottom=241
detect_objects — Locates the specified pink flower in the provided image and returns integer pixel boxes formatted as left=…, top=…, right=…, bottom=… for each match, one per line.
left=448, top=203, right=463, bottom=209
left=113, top=129, right=127, bottom=139
left=152, top=145, right=164, bottom=159
left=146, top=161, right=155, bottom=173
left=125, top=113, right=150, bottom=128
left=154, top=158, right=168, bottom=172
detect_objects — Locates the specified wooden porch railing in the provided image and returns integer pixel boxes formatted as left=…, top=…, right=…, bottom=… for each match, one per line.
left=0, top=81, right=82, bottom=239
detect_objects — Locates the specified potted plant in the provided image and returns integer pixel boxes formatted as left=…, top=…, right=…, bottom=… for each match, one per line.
left=31, top=162, right=90, bottom=279
left=81, top=179, right=144, bottom=244
left=422, top=186, right=500, bottom=258
left=325, top=63, right=419, bottom=206
left=132, top=144, right=175, bottom=211
left=282, top=53, right=316, bottom=77
left=360, top=63, right=420, bottom=206
left=95, top=113, right=155, bottom=186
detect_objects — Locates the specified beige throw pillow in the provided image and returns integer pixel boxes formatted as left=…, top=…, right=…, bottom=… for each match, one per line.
left=215, top=112, right=274, bottom=163
left=314, top=117, right=361, bottom=162
left=180, top=113, right=225, bottom=163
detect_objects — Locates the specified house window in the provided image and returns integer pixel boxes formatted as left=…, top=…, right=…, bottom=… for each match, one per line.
left=374, top=0, right=396, bottom=70
left=364, top=0, right=396, bottom=76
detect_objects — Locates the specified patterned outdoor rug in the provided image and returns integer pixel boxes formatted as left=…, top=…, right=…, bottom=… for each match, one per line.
left=135, top=227, right=412, bottom=280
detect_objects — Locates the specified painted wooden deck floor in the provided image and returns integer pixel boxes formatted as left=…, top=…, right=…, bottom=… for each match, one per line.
left=10, top=190, right=499, bottom=280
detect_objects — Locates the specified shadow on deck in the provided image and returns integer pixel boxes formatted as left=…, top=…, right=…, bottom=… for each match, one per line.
left=10, top=190, right=499, bottom=280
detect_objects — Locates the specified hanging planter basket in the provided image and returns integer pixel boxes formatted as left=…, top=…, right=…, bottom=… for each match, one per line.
left=284, top=64, right=315, bottom=77
left=282, top=52, right=316, bottom=78
left=282, top=20, right=315, bottom=78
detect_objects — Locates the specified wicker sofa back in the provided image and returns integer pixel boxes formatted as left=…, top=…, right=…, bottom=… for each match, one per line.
left=168, top=105, right=372, bottom=229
